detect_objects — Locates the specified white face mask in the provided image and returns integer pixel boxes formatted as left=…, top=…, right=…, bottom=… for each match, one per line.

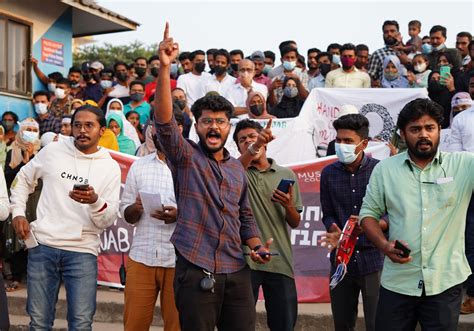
left=34, top=103, right=48, bottom=115
left=435, top=44, right=445, bottom=51
left=335, top=141, right=364, bottom=164
left=22, top=130, right=39, bottom=143
left=108, top=110, right=122, bottom=117
left=54, top=88, right=66, bottom=100
left=414, top=62, right=427, bottom=73
left=47, top=83, right=56, bottom=93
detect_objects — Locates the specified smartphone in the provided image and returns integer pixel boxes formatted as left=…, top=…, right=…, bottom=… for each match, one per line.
left=439, top=65, right=451, bottom=85
left=244, top=251, right=280, bottom=257
left=276, top=179, right=295, bottom=194
left=394, top=240, right=411, bottom=258
left=73, top=183, right=89, bottom=191
left=24, top=230, right=39, bottom=249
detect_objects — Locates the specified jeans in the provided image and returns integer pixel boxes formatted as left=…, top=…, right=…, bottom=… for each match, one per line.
left=464, top=195, right=474, bottom=296
left=27, top=244, right=98, bottom=331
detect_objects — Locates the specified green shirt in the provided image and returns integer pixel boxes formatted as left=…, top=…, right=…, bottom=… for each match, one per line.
left=245, top=159, right=303, bottom=278
left=124, top=102, right=151, bottom=125
left=360, top=150, right=474, bottom=296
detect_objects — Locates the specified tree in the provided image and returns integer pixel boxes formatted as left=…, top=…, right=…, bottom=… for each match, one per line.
left=73, top=41, right=157, bottom=68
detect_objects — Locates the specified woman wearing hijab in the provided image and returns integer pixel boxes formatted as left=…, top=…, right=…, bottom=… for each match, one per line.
left=270, top=77, right=305, bottom=118
left=107, top=113, right=137, bottom=155
left=105, top=98, right=141, bottom=149
left=246, top=91, right=275, bottom=119
left=381, top=55, right=409, bottom=88
left=3, top=118, right=42, bottom=292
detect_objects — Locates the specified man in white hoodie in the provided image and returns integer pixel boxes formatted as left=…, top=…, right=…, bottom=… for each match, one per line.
left=10, top=105, right=121, bottom=331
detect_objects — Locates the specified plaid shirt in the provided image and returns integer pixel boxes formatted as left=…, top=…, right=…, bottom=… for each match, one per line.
left=320, top=154, right=384, bottom=276
left=36, top=113, right=61, bottom=135
left=155, top=118, right=260, bottom=274
left=367, top=46, right=396, bottom=81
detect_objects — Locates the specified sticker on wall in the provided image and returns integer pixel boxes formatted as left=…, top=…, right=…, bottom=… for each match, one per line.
left=41, top=38, right=64, bottom=67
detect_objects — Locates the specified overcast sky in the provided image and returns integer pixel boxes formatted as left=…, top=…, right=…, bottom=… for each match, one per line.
left=95, top=0, right=474, bottom=59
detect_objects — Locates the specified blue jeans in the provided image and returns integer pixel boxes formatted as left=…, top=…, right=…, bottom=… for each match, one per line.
left=27, top=244, right=98, bottom=331
left=465, top=195, right=474, bottom=296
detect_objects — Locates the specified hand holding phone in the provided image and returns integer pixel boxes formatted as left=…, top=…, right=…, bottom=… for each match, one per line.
left=244, top=251, right=280, bottom=257
left=394, top=240, right=411, bottom=258
left=73, top=183, right=90, bottom=191
left=439, top=65, right=451, bottom=85
left=276, top=179, right=295, bottom=194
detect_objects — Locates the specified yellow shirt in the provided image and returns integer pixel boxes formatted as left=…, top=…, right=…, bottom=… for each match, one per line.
left=325, top=67, right=371, bottom=88
left=98, top=129, right=119, bottom=151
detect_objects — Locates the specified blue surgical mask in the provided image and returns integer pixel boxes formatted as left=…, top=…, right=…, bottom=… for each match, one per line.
left=335, top=141, right=363, bottom=164
left=170, top=63, right=179, bottom=76
left=283, top=86, right=298, bottom=98
left=283, top=61, right=296, bottom=71
left=100, top=80, right=113, bottom=89
left=22, top=130, right=39, bottom=143
left=384, top=71, right=399, bottom=81
left=332, top=54, right=341, bottom=65
left=422, top=44, right=433, bottom=54
left=263, top=64, right=272, bottom=75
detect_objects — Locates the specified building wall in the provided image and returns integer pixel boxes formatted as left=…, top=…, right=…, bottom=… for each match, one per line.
left=0, top=0, right=72, bottom=121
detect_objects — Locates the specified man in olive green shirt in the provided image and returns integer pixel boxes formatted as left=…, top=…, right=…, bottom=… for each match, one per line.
left=360, top=98, right=474, bottom=330
left=235, top=119, right=303, bottom=331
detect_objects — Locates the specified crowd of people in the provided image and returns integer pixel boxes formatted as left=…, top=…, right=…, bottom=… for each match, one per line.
left=0, top=18, right=472, bottom=331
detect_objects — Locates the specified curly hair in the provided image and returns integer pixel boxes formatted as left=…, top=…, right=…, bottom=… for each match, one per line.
left=191, top=94, right=234, bottom=121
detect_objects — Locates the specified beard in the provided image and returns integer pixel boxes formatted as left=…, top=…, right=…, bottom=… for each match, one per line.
left=197, top=128, right=229, bottom=154
left=406, top=136, right=439, bottom=160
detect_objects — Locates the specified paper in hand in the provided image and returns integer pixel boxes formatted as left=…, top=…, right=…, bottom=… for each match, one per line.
left=139, top=191, right=163, bottom=215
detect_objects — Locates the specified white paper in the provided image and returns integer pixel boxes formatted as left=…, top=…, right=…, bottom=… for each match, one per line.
left=139, top=191, right=163, bottom=215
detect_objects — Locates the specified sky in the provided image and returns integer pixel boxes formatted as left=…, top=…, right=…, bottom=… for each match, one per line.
left=95, top=0, right=474, bottom=59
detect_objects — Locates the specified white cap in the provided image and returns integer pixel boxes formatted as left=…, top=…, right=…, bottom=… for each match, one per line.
left=90, top=61, right=104, bottom=71
left=40, top=132, right=57, bottom=147
left=336, top=105, right=359, bottom=119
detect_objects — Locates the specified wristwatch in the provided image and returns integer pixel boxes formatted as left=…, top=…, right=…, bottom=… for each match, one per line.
left=248, top=143, right=261, bottom=156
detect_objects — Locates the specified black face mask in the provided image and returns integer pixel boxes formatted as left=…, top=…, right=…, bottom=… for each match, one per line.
left=319, top=63, right=331, bottom=77
left=249, top=104, right=264, bottom=116
left=135, top=67, right=147, bottom=77
left=214, top=65, right=227, bottom=76
left=230, top=63, right=239, bottom=72
left=82, top=73, right=92, bottom=82
left=116, top=72, right=128, bottom=82
left=151, top=67, right=159, bottom=77
left=194, top=62, right=206, bottom=74
left=174, top=99, right=187, bottom=110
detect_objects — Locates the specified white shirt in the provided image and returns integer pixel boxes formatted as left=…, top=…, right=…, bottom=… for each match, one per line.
left=120, top=154, right=177, bottom=267
left=448, top=107, right=474, bottom=152
left=177, top=72, right=211, bottom=108
left=224, top=81, right=268, bottom=107
left=324, top=67, right=371, bottom=88
left=204, top=73, right=236, bottom=95
left=108, top=84, right=129, bottom=98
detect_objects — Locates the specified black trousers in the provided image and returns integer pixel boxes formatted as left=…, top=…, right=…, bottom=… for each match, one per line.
left=251, top=270, right=297, bottom=331
left=0, top=277, right=9, bottom=331
left=330, top=270, right=381, bottom=331
left=375, top=284, right=462, bottom=331
left=174, top=254, right=255, bottom=331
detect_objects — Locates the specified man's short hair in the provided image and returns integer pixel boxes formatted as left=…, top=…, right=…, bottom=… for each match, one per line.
left=190, top=50, right=205, bottom=61
left=233, top=119, right=263, bottom=146
left=129, top=80, right=145, bottom=90
left=297, top=54, right=306, bottom=66
left=148, top=55, right=160, bottom=63
left=326, top=43, right=342, bottom=52
left=68, top=66, right=81, bottom=75
left=72, top=105, right=107, bottom=128
left=191, top=94, right=234, bottom=121
left=214, top=49, right=231, bottom=65
left=356, top=44, right=369, bottom=53
left=264, top=51, right=276, bottom=63
left=279, top=40, right=296, bottom=52
left=333, top=114, right=369, bottom=139
left=33, top=90, right=51, bottom=101
left=178, top=52, right=191, bottom=62
left=2, top=111, right=18, bottom=122
left=430, top=25, right=447, bottom=38
left=57, top=78, right=71, bottom=87
left=206, top=48, right=218, bottom=56
left=397, top=98, right=444, bottom=131
left=408, top=20, right=421, bottom=29
left=457, top=31, right=473, bottom=41
left=280, top=45, right=298, bottom=58
left=114, top=61, right=129, bottom=72
left=230, top=49, right=244, bottom=59
left=340, top=43, right=356, bottom=54
left=307, top=48, right=321, bottom=55
left=134, top=56, right=148, bottom=64
left=101, top=68, right=114, bottom=78
left=47, top=71, right=64, bottom=81
left=316, top=52, right=333, bottom=62
left=382, top=20, right=399, bottom=32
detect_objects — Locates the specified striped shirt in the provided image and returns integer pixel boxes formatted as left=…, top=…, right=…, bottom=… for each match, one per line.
left=155, top=118, right=260, bottom=274
left=120, top=153, right=176, bottom=268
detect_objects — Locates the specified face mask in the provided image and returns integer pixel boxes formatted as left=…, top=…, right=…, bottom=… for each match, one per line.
left=263, top=64, right=272, bottom=75
left=230, top=63, right=239, bottom=72
left=109, top=110, right=122, bottom=116
left=130, top=92, right=144, bottom=102
left=47, top=83, right=56, bottom=92
left=2, top=120, right=14, bottom=130
left=22, top=130, right=39, bottom=143
left=384, top=71, right=399, bottom=81
left=214, top=65, right=227, bottom=76
left=54, top=88, right=66, bottom=99
left=116, top=72, right=128, bottom=82
left=34, top=103, right=48, bottom=115
left=249, top=104, right=264, bottom=116
left=341, top=57, right=356, bottom=68
left=170, top=63, right=179, bottom=76
left=283, top=61, right=296, bottom=71
left=239, top=71, right=252, bottom=82
left=135, top=67, right=146, bottom=77
left=414, top=63, right=427, bottom=73
left=434, top=44, right=445, bottom=51
left=283, top=86, right=298, bottom=98
left=335, top=141, right=363, bottom=164
left=422, top=44, right=433, bottom=54
left=194, top=62, right=206, bottom=73
left=150, top=67, right=159, bottom=78
left=174, top=99, right=187, bottom=110
left=332, top=54, right=341, bottom=65
left=100, top=80, right=113, bottom=89
left=319, top=63, right=331, bottom=77
left=70, top=81, right=80, bottom=88
left=82, top=73, right=92, bottom=82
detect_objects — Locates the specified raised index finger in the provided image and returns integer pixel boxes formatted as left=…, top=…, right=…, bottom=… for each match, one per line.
left=265, top=118, right=272, bottom=130
left=163, top=22, right=169, bottom=40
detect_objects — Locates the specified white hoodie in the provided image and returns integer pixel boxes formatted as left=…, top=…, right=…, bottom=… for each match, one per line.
left=10, top=137, right=121, bottom=256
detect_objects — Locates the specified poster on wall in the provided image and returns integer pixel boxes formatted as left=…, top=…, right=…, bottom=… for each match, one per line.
left=41, top=38, right=64, bottom=67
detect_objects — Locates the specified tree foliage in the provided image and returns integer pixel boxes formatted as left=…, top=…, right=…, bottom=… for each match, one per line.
left=73, top=41, right=157, bottom=68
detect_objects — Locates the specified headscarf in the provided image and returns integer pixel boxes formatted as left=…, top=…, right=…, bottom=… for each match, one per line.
left=106, top=113, right=136, bottom=155
left=69, top=99, right=84, bottom=114
left=105, top=98, right=141, bottom=149
left=10, top=118, right=41, bottom=169
left=136, top=124, right=156, bottom=157
left=98, top=128, right=119, bottom=151
left=381, top=55, right=409, bottom=88
left=450, top=92, right=473, bottom=125
left=245, top=91, right=275, bottom=119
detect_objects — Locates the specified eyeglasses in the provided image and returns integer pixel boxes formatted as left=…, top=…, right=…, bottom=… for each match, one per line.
left=73, top=122, right=97, bottom=131
left=199, top=118, right=229, bottom=128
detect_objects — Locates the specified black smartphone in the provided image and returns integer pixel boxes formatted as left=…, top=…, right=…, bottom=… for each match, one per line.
left=276, top=179, right=295, bottom=194
left=244, top=251, right=280, bottom=257
left=73, top=184, right=89, bottom=191
left=395, top=240, right=411, bottom=258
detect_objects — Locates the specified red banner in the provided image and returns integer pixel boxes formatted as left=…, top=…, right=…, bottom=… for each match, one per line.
left=98, top=151, right=337, bottom=302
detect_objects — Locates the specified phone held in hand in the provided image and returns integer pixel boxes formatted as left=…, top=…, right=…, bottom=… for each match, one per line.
left=394, top=240, right=411, bottom=258
left=276, top=179, right=295, bottom=194
left=439, top=65, right=451, bottom=85
left=24, top=230, right=39, bottom=249
left=73, top=183, right=89, bottom=191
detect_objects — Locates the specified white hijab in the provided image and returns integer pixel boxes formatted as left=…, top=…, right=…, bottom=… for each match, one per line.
left=105, top=98, right=141, bottom=150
